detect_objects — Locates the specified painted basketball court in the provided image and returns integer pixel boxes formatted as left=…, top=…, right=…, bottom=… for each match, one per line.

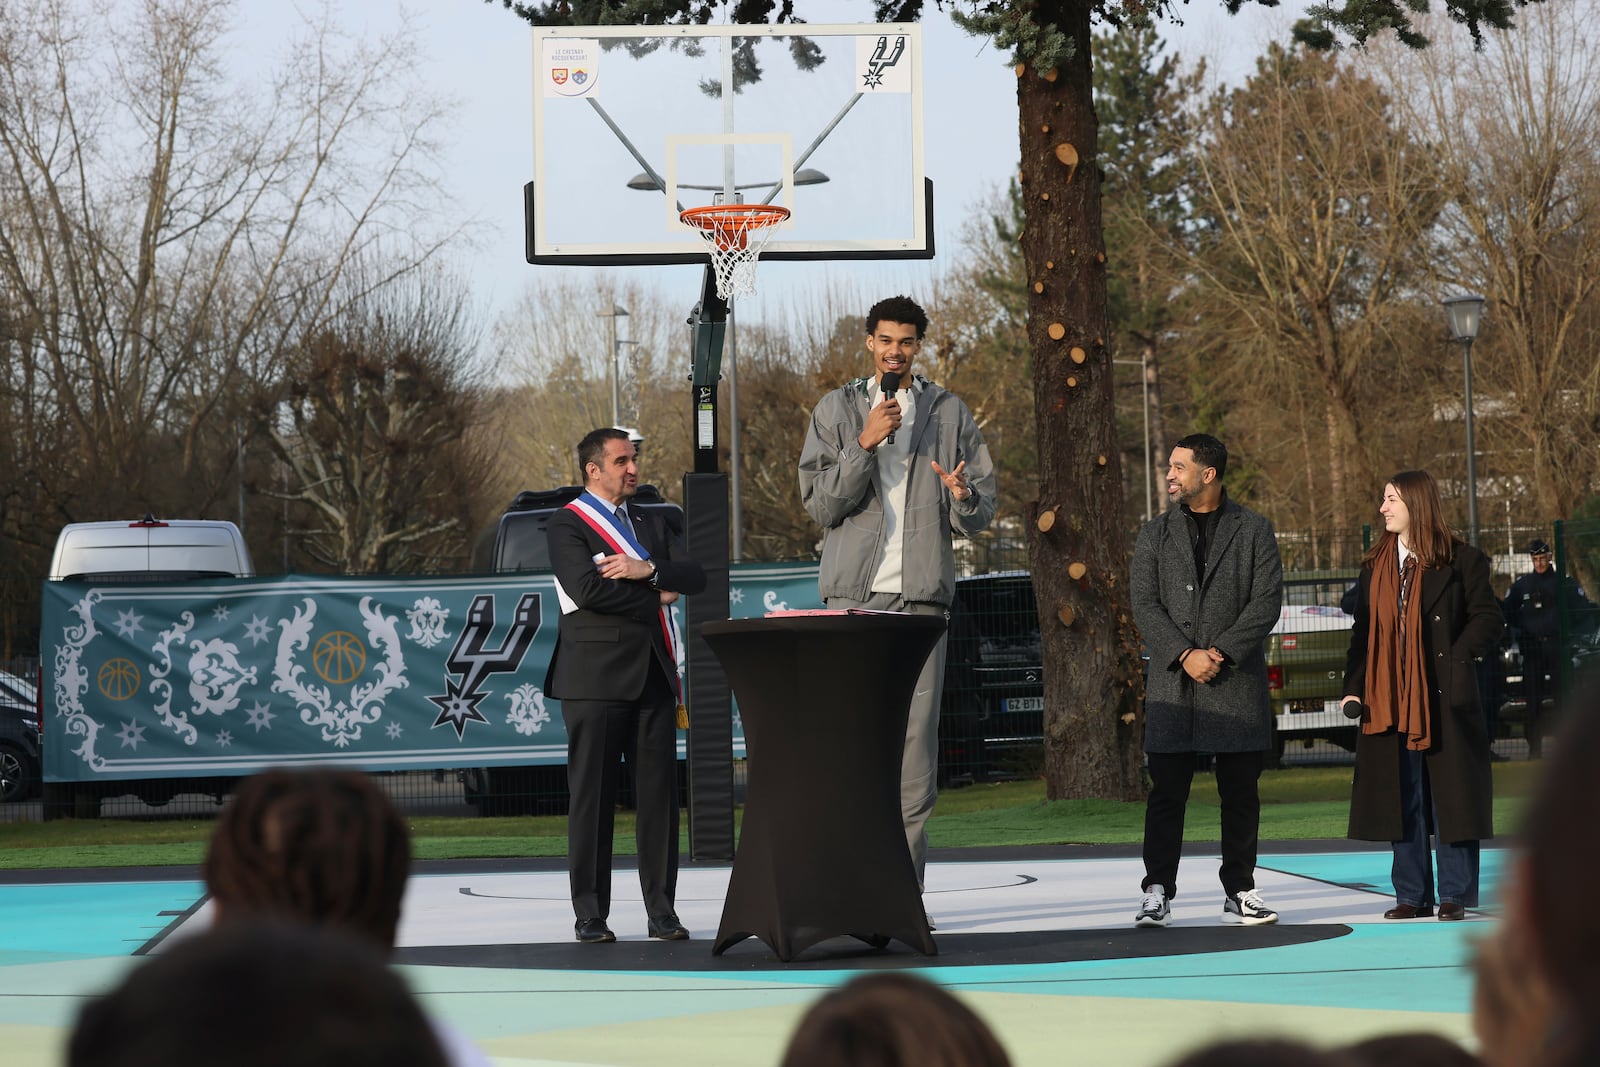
left=0, top=843, right=1496, bottom=1066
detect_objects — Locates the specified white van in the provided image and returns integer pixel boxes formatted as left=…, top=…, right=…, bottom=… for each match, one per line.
left=49, top=516, right=254, bottom=581
left=44, top=515, right=253, bottom=816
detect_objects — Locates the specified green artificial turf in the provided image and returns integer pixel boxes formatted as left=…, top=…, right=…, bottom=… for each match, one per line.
left=0, top=762, right=1541, bottom=871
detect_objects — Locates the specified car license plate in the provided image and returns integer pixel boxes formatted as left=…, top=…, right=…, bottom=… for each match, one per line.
left=1003, top=697, right=1044, bottom=712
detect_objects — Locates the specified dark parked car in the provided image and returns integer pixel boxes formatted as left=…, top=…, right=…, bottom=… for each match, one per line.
left=1493, top=623, right=1600, bottom=737
left=939, top=572, right=1043, bottom=785
left=1, top=668, right=41, bottom=803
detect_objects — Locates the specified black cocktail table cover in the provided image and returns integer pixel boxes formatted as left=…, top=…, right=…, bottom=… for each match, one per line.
left=702, top=613, right=945, bottom=960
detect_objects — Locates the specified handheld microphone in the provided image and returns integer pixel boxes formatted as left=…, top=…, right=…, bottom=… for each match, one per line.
left=1343, top=700, right=1368, bottom=721
left=881, top=371, right=901, bottom=445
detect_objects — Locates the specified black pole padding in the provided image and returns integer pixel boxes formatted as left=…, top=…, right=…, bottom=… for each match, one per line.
left=682, top=471, right=734, bottom=861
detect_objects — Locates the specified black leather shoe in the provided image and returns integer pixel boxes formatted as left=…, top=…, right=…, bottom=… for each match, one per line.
left=575, top=918, right=616, bottom=943
left=1383, top=903, right=1434, bottom=919
left=647, top=913, right=690, bottom=941
left=1438, top=902, right=1467, bottom=921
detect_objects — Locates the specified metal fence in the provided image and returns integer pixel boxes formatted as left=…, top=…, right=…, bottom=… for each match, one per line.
left=6, top=520, right=1598, bottom=822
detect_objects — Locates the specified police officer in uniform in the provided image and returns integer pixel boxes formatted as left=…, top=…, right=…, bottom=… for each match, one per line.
left=1504, top=539, right=1593, bottom=758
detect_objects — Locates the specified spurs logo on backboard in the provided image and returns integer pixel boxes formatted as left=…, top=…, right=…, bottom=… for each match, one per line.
left=428, top=593, right=541, bottom=739
left=861, top=35, right=906, bottom=90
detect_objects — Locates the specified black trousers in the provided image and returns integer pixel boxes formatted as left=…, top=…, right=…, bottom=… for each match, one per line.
left=561, top=669, right=680, bottom=921
left=1522, top=635, right=1557, bottom=758
left=1142, top=750, right=1264, bottom=899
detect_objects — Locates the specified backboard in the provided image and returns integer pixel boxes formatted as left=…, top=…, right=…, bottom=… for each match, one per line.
left=528, top=24, right=931, bottom=265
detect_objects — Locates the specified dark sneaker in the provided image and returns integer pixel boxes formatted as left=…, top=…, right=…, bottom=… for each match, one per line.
left=1223, top=889, right=1278, bottom=926
left=1135, top=886, right=1170, bottom=928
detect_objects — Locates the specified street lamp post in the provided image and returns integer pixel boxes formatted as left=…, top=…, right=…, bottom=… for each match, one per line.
left=597, top=304, right=630, bottom=428
left=1112, top=353, right=1155, bottom=521
left=1442, top=293, right=1486, bottom=547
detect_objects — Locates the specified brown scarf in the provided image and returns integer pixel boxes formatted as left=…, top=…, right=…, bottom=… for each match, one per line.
left=1363, top=546, right=1432, bottom=751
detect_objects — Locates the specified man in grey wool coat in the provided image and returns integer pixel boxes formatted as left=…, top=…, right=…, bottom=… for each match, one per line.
left=1129, top=433, right=1284, bottom=929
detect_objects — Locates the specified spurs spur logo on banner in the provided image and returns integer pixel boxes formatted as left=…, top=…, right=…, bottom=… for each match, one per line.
left=427, top=593, right=542, bottom=740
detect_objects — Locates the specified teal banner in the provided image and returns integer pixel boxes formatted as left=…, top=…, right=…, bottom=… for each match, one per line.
left=42, top=564, right=822, bottom=784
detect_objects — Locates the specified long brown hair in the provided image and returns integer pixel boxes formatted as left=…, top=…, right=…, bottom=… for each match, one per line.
left=1360, top=469, right=1458, bottom=570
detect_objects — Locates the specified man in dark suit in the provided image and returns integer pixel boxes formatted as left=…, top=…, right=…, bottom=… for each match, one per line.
left=1130, top=433, right=1284, bottom=928
left=544, top=427, right=705, bottom=944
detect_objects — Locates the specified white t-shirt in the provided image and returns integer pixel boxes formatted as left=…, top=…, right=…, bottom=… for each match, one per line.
left=868, top=378, right=917, bottom=595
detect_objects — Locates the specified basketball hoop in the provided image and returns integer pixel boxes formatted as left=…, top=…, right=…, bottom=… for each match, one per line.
left=679, top=204, right=791, bottom=301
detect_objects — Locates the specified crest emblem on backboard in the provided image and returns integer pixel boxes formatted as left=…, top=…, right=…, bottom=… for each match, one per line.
left=542, top=39, right=602, bottom=98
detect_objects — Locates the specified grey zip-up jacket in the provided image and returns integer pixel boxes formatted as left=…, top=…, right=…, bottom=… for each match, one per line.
left=798, top=375, right=996, bottom=608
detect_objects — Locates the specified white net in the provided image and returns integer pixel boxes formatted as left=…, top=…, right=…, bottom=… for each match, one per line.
left=680, top=206, right=790, bottom=301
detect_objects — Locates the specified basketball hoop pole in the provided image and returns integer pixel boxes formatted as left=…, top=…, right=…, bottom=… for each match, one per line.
left=688, top=266, right=729, bottom=472
left=682, top=263, right=736, bottom=862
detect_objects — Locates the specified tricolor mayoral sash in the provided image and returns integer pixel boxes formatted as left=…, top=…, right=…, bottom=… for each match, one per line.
left=554, top=492, right=685, bottom=708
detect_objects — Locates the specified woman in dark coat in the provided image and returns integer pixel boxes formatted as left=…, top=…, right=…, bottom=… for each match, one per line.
left=1340, top=470, right=1502, bottom=921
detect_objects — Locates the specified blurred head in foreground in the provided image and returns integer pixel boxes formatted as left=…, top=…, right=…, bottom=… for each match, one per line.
left=203, top=766, right=411, bottom=950
left=779, top=972, right=1011, bottom=1067
left=68, top=920, right=446, bottom=1067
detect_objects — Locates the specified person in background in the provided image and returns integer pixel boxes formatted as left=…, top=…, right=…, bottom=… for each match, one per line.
left=1130, top=433, right=1285, bottom=928
left=68, top=920, right=448, bottom=1067
left=798, top=295, right=997, bottom=914
left=1503, top=538, right=1593, bottom=758
left=1340, top=471, right=1501, bottom=922
left=203, top=767, right=491, bottom=1067
left=778, top=973, right=1011, bottom=1067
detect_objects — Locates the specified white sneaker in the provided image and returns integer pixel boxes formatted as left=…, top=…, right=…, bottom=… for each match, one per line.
left=1135, top=886, right=1170, bottom=928
left=1223, top=889, right=1278, bottom=926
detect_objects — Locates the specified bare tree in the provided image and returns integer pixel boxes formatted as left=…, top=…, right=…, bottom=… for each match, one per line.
left=1176, top=44, right=1444, bottom=542
left=256, top=267, right=488, bottom=573
left=487, top=276, right=698, bottom=506
left=0, top=0, right=460, bottom=522
left=1385, top=0, right=1600, bottom=520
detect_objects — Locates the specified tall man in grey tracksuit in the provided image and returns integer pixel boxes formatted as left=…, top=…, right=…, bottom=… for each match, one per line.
left=798, top=295, right=997, bottom=898
left=1130, top=433, right=1284, bottom=928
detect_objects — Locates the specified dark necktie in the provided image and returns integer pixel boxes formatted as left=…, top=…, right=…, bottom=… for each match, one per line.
left=1399, top=555, right=1417, bottom=639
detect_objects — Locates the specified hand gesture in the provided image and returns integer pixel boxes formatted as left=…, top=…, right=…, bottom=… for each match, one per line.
left=596, top=553, right=650, bottom=582
left=1183, top=647, right=1224, bottom=684
left=930, top=459, right=973, bottom=502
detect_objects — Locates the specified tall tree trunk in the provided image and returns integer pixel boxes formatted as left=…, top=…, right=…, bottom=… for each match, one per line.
left=1325, top=400, right=1345, bottom=540
left=1021, top=1, right=1144, bottom=801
